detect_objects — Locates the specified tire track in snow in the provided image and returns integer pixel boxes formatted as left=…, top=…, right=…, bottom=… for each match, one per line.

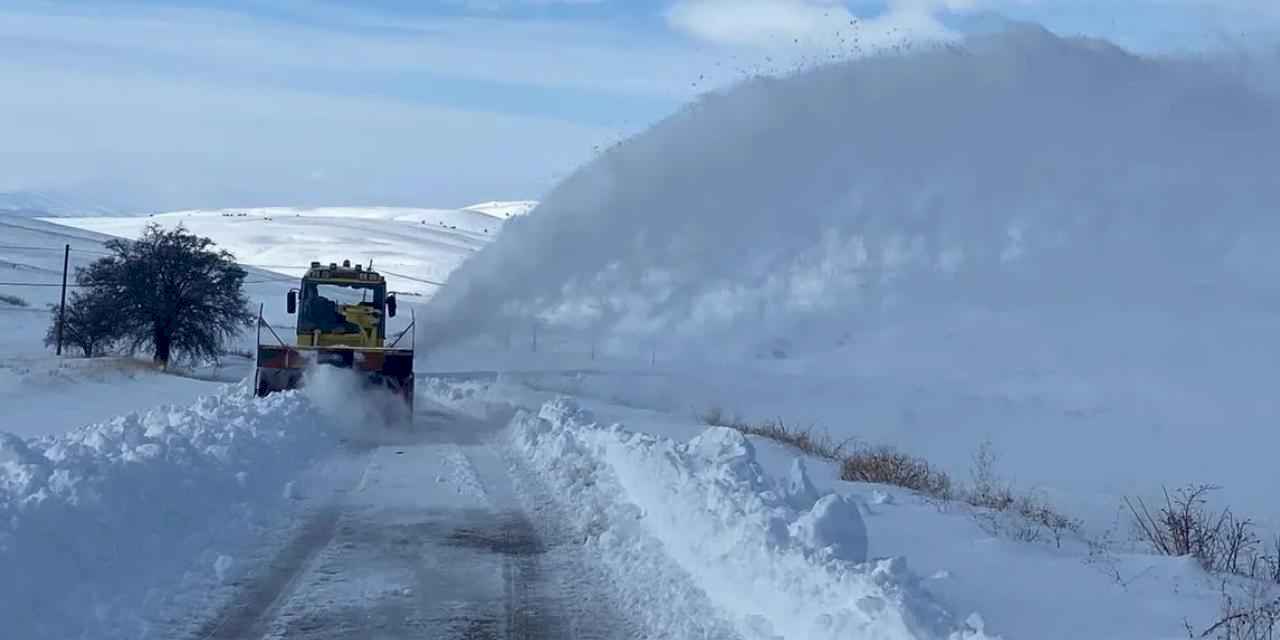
left=188, top=448, right=377, bottom=640
left=192, top=504, right=343, bottom=640
left=446, top=444, right=568, bottom=639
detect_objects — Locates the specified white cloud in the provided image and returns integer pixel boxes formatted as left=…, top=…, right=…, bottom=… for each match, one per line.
left=666, top=0, right=963, bottom=53
left=0, top=59, right=611, bottom=209
left=0, top=4, right=702, bottom=100
left=444, top=0, right=607, bottom=8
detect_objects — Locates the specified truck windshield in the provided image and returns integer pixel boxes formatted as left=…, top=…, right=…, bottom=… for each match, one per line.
left=307, top=282, right=384, bottom=308
left=300, top=281, right=386, bottom=334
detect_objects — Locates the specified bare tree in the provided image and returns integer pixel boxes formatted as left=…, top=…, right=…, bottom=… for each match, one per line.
left=75, top=224, right=253, bottom=367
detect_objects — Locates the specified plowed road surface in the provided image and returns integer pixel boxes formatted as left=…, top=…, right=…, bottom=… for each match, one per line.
left=193, top=407, right=633, bottom=640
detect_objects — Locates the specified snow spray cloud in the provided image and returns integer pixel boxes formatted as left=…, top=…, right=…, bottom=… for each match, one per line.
left=301, top=364, right=413, bottom=443
left=422, top=25, right=1280, bottom=361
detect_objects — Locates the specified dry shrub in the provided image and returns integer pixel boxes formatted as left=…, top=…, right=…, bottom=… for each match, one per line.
left=1127, top=485, right=1223, bottom=563
left=966, top=439, right=1015, bottom=510
left=1193, top=581, right=1280, bottom=640
left=702, top=407, right=949, bottom=497
left=1127, top=485, right=1279, bottom=580
left=1125, top=487, right=1280, bottom=639
left=970, top=490, right=1083, bottom=548
left=841, top=445, right=953, bottom=500
left=962, top=439, right=1080, bottom=547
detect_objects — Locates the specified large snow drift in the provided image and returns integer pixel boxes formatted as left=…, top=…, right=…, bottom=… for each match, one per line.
left=422, top=26, right=1280, bottom=357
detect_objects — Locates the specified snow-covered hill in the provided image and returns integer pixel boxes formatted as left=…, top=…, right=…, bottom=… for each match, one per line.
left=54, top=204, right=520, bottom=296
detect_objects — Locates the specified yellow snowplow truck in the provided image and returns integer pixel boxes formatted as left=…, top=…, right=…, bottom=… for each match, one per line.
left=254, top=260, right=414, bottom=412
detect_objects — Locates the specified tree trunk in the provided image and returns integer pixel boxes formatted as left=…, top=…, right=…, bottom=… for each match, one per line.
left=154, top=328, right=171, bottom=368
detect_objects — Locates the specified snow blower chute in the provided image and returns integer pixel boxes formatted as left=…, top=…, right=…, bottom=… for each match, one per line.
left=254, top=260, right=414, bottom=413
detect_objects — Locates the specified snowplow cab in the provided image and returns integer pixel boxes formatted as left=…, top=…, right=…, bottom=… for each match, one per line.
left=254, top=260, right=414, bottom=416
left=293, top=260, right=394, bottom=348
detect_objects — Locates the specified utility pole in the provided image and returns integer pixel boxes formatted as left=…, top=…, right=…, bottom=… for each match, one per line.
left=56, top=244, right=69, bottom=356
left=531, top=321, right=538, bottom=353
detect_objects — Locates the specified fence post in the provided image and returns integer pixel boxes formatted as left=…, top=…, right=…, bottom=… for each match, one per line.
left=56, top=244, right=69, bottom=356
left=253, top=303, right=263, bottom=393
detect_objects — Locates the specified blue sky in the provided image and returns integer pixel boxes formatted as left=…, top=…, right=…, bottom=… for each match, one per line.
left=2, top=0, right=1278, bottom=211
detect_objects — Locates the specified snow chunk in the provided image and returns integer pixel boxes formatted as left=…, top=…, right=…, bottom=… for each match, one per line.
left=870, top=488, right=896, bottom=505
left=785, top=457, right=821, bottom=511
left=688, top=425, right=753, bottom=466
left=0, top=433, right=50, bottom=500
left=537, top=396, right=596, bottom=430
left=789, top=494, right=868, bottom=563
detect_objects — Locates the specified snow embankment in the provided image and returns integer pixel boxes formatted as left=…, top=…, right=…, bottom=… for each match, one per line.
left=510, top=396, right=993, bottom=640
left=0, top=382, right=336, bottom=639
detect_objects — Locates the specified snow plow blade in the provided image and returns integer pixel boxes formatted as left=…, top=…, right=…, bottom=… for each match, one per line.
left=255, top=345, right=415, bottom=411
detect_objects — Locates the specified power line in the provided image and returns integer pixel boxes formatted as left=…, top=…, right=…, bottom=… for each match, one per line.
left=0, top=244, right=112, bottom=255
left=1, top=278, right=288, bottom=287
left=0, top=281, right=88, bottom=288
left=378, top=269, right=446, bottom=287
left=0, top=243, right=292, bottom=284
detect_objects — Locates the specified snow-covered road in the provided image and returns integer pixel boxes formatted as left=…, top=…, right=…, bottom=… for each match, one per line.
left=192, top=406, right=648, bottom=640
